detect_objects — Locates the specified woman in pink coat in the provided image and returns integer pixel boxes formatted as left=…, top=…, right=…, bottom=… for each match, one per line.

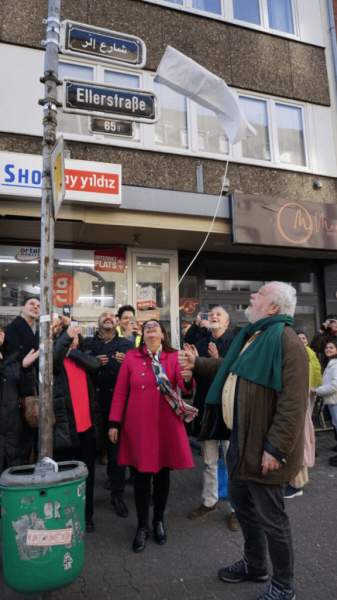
left=108, top=319, right=195, bottom=553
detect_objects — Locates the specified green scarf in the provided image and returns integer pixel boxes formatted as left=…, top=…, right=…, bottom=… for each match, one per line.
left=205, top=314, right=294, bottom=405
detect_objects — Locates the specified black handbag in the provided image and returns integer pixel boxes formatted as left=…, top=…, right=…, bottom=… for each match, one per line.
left=198, top=403, right=230, bottom=441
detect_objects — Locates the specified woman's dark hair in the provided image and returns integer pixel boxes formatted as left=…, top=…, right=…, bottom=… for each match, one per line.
left=140, top=319, right=175, bottom=353
left=324, top=338, right=337, bottom=356
left=116, top=304, right=135, bottom=319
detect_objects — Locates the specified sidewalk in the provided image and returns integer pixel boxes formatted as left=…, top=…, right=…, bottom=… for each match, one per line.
left=1, top=433, right=337, bottom=600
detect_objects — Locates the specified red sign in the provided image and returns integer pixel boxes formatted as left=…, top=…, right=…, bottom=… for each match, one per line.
left=179, top=298, right=199, bottom=315
left=53, top=273, right=74, bottom=307
left=94, top=248, right=126, bottom=272
left=65, top=169, right=119, bottom=195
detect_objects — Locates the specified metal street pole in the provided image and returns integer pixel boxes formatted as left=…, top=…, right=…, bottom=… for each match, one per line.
left=38, top=0, right=61, bottom=459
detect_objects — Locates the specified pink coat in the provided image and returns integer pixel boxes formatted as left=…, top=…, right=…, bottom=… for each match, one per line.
left=109, top=347, right=194, bottom=473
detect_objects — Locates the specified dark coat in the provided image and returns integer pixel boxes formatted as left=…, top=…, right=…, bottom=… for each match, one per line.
left=53, top=331, right=100, bottom=450
left=0, top=352, right=32, bottom=472
left=194, top=326, right=308, bottom=485
left=192, top=329, right=234, bottom=436
left=83, top=333, right=133, bottom=419
left=4, top=316, right=39, bottom=396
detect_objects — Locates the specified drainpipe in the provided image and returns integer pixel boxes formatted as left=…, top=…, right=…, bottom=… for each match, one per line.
left=327, top=0, right=337, bottom=92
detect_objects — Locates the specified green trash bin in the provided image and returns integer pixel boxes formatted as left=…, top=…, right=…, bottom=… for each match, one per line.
left=0, top=459, right=88, bottom=594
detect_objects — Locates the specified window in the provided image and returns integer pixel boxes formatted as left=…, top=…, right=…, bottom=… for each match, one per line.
left=58, top=62, right=94, bottom=135
left=104, top=70, right=140, bottom=89
left=195, top=103, right=228, bottom=154
left=239, top=97, right=271, bottom=161
left=275, top=103, right=305, bottom=166
left=267, top=0, right=294, bottom=34
left=154, top=81, right=188, bottom=149
left=233, top=0, right=261, bottom=25
left=192, top=0, right=222, bottom=15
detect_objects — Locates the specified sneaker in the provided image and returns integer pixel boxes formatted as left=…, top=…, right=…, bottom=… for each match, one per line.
left=218, top=559, right=269, bottom=584
left=188, top=503, right=217, bottom=519
left=257, top=581, right=295, bottom=600
left=226, top=512, right=240, bottom=532
left=283, top=485, right=303, bottom=499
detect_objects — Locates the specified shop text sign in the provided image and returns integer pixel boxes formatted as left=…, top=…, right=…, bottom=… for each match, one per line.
left=63, top=80, right=157, bottom=123
left=232, top=194, right=337, bottom=250
left=0, top=152, right=122, bottom=206
left=60, top=21, right=146, bottom=68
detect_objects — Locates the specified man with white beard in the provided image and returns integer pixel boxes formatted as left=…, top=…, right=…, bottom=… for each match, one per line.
left=179, top=282, right=308, bottom=600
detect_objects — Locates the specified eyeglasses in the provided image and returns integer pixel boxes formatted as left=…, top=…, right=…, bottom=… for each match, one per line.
left=143, top=321, right=159, bottom=330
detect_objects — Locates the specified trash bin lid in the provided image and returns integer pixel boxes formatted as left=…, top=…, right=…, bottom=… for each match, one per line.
left=0, top=460, right=88, bottom=488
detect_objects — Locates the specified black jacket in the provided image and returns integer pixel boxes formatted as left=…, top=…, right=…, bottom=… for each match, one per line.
left=53, top=331, right=100, bottom=450
left=0, top=352, right=33, bottom=472
left=192, top=329, right=234, bottom=437
left=4, top=316, right=39, bottom=396
left=83, top=333, right=133, bottom=419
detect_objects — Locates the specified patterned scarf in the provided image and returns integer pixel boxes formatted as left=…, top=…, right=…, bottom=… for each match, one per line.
left=147, top=346, right=198, bottom=423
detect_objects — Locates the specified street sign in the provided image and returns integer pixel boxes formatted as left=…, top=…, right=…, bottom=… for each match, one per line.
left=60, top=20, right=146, bottom=68
left=51, top=136, right=65, bottom=219
left=63, top=79, right=158, bottom=122
left=90, top=117, right=134, bottom=137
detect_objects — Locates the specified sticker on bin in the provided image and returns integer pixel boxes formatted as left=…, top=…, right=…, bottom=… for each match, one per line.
left=26, top=528, right=73, bottom=546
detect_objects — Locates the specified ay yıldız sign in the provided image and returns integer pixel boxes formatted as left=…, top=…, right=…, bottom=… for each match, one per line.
left=63, top=80, right=157, bottom=123
left=60, top=21, right=146, bottom=68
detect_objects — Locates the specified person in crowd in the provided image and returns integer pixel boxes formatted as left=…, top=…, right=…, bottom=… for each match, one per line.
left=310, top=315, right=337, bottom=367
left=4, top=297, right=40, bottom=361
left=283, top=330, right=322, bottom=499
left=108, top=319, right=195, bottom=553
left=52, top=324, right=101, bottom=533
left=313, top=339, right=337, bottom=466
left=84, top=311, right=133, bottom=518
left=180, top=282, right=307, bottom=600
left=0, top=328, right=39, bottom=472
left=116, top=305, right=141, bottom=347
left=186, top=306, right=238, bottom=531
left=183, top=311, right=210, bottom=346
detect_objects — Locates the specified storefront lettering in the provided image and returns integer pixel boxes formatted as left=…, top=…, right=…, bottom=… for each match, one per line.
left=277, top=202, right=337, bottom=245
left=4, top=163, right=42, bottom=187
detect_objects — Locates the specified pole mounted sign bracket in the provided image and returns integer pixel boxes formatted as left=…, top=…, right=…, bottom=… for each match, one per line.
left=60, top=20, right=147, bottom=68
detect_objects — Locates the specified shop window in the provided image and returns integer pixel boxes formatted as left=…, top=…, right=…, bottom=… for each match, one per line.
left=58, top=62, right=94, bottom=136
left=195, top=103, right=229, bottom=154
left=239, top=97, right=271, bottom=161
left=233, top=0, right=261, bottom=25
left=275, top=103, right=305, bottom=166
left=154, top=81, right=188, bottom=149
left=267, top=0, right=294, bottom=34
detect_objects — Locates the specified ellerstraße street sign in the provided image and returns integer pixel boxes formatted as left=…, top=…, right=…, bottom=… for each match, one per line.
left=60, top=21, right=146, bottom=68
left=63, top=79, right=158, bottom=122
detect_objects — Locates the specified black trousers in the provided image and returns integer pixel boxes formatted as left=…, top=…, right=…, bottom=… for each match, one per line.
left=106, top=429, right=126, bottom=498
left=54, top=428, right=96, bottom=523
left=132, top=468, right=170, bottom=529
left=229, top=478, right=294, bottom=588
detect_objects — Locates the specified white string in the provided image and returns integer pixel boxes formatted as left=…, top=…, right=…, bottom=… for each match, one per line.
left=176, top=159, right=229, bottom=290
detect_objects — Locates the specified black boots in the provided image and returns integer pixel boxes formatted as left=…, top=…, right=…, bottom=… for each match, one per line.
left=132, top=527, right=149, bottom=553
left=153, top=521, right=167, bottom=545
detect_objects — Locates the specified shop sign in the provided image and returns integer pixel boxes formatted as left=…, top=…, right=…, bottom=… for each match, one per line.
left=179, top=298, right=199, bottom=315
left=53, top=273, right=75, bottom=308
left=94, top=248, right=126, bottom=273
left=63, top=80, right=157, bottom=123
left=16, top=247, right=40, bottom=262
left=90, top=117, right=134, bottom=137
left=0, top=152, right=122, bottom=206
left=60, top=21, right=146, bottom=68
left=232, top=194, right=337, bottom=250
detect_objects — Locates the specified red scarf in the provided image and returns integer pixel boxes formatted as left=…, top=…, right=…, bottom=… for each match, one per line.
left=64, top=358, right=92, bottom=433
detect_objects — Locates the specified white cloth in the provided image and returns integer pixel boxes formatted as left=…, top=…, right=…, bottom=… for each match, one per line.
left=201, top=439, right=229, bottom=507
left=154, top=45, right=256, bottom=145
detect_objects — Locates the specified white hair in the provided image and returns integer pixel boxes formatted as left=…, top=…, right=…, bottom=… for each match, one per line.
left=266, top=282, right=297, bottom=317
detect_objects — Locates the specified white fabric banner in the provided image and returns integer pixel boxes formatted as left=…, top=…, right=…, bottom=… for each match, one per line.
left=155, top=46, right=256, bottom=145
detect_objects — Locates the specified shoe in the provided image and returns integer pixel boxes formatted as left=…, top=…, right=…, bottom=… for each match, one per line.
left=218, top=558, right=269, bottom=584
left=329, top=454, right=337, bottom=466
left=227, top=512, right=240, bottom=532
left=257, top=581, right=295, bottom=600
left=111, top=496, right=129, bottom=518
left=132, top=527, right=149, bottom=553
left=153, top=521, right=167, bottom=545
left=283, top=485, right=303, bottom=499
left=188, top=503, right=217, bottom=519
left=85, top=519, right=95, bottom=533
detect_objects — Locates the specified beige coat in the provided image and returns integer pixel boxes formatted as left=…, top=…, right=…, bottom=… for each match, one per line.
left=194, top=326, right=308, bottom=485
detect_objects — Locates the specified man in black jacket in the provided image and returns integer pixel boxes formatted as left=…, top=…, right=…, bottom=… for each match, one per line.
left=84, top=311, right=133, bottom=518
left=186, top=306, right=238, bottom=530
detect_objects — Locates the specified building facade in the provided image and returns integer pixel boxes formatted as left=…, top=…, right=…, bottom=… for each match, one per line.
left=0, top=0, right=337, bottom=344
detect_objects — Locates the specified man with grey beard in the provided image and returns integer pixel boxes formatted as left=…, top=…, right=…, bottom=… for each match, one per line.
left=179, top=282, right=308, bottom=600
left=84, top=311, right=133, bottom=518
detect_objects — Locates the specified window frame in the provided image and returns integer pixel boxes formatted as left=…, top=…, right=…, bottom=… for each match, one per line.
left=57, top=57, right=309, bottom=172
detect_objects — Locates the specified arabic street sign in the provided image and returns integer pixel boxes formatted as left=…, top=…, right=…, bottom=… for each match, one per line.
left=63, top=79, right=158, bottom=123
left=90, top=117, right=134, bottom=137
left=60, top=21, right=146, bottom=68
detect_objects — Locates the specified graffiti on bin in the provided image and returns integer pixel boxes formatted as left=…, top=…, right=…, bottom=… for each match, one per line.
left=12, top=513, right=49, bottom=560
left=44, top=500, right=61, bottom=519
left=27, top=528, right=73, bottom=546
left=63, top=552, right=73, bottom=571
